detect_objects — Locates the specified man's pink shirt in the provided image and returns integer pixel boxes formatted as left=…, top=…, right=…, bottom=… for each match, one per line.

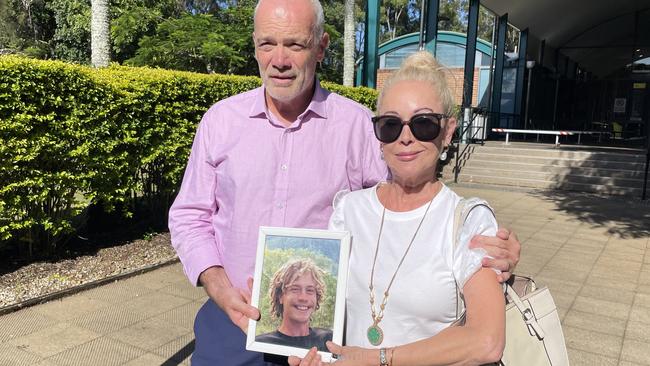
left=168, top=84, right=387, bottom=289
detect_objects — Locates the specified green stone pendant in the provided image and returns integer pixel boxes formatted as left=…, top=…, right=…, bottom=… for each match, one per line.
left=367, top=323, right=384, bottom=346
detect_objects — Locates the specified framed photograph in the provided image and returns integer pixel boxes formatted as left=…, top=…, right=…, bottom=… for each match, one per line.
left=246, top=226, right=351, bottom=362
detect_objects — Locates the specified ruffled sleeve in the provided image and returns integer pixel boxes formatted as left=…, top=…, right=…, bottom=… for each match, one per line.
left=328, top=190, right=350, bottom=231
left=453, top=203, right=498, bottom=291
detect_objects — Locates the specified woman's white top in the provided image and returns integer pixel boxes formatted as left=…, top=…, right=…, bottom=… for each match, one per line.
left=328, top=183, right=497, bottom=348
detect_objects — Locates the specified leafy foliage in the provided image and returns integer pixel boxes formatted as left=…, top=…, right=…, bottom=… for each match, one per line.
left=0, top=55, right=377, bottom=254
left=126, top=14, right=246, bottom=74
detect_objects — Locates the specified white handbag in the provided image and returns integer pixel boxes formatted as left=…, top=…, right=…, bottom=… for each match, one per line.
left=452, top=198, right=570, bottom=366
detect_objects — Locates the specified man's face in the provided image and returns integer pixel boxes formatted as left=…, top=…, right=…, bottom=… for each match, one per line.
left=253, top=0, right=328, bottom=105
left=280, top=273, right=318, bottom=325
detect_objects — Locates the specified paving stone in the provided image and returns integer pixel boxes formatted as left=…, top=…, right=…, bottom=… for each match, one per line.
left=639, top=271, right=650, bottom=285
left=48, top=337, right=144, bottom=366
left=122, top=291, right=192, bottom=319
left=151, top=332, right=193, bottom=365
left=630, top=305, right=650, bottom=324
left=151, top=300, right=203, bottom=330
left=599, top=250, right=645, bottom=264
left=620, top=339, right=650, bottom=365
left=544, top=259, right=594, bottom=273
left=634, top=293, right=650, bottom=308
left=80, top=281, right=152, bottom=305
left=69, top=304, right=148, bottom=334
left=549, top=291, right=578, bottom=309
left=567, top=348, right=618, bottom=366
left=121, top=353, right=168, bottom=366
left=0, top=308, right=58, bottom=343
left=585, top=275, right=637, bottom=292
left=539, top=264, right=590, bottom=282
left=572, top=296, right=631, bottom=320
left=589, top=269, right=641, bottom=284
left=563, top=309, right=626, bottom=337
left=533, top=275, right=583, bottom=295
left=7, top=323, right=100, bottom=358
left=579, top=285, right=635, bottom=305
left=618, top=361, right=647, bottom=366
left=594, top=257, right=643, bottom=272
left=107, top=317, right=189, bottom=351
left=638, top=285, right=650, bottom=295
left=33, top=295, right=110, bottom=322
left=0, top=343, right=44, bottom=366
left=158, top=282, right=207, bottom=301
left=625, top=320, right=650, bottom=343
left=563, top=326, right=622, bottom=358
left=33, top=359, right=60, bottom=366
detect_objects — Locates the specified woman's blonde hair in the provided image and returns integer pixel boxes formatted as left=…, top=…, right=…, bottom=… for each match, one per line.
left=378, top=51, right=455, bottom=116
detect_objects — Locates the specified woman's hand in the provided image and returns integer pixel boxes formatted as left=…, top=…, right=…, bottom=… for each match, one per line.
left=326, top=341, right=376, bottom=366
left=288, top=347, right=322, bottom=366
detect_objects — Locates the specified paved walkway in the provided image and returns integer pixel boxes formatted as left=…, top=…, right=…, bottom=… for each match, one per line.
left=1, top=185, right=649, bottom=366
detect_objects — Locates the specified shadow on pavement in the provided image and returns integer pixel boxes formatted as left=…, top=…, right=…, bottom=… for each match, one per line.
left=540, top=190, right=650, bottom=239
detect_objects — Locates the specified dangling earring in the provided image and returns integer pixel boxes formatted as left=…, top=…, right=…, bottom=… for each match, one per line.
left=380, top=145, right=384, bottom=160
left=439, top=146, right=448, bottom=161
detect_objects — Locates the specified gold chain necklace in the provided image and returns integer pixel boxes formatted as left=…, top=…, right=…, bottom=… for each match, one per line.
left=367, top=189, right=436, bottom=346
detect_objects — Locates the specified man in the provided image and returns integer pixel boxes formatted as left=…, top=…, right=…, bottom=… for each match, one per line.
left=256, top=259, right=332, bottom=352
left=168, top=0, right=521, bottom=364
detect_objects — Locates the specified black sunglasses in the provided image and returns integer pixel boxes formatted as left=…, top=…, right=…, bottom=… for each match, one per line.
left=371, top=113, right=448, bottom=143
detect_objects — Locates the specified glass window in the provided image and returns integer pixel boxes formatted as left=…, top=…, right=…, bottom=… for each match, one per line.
left=381, top=44, right=419, bottom=69
left=436, top=43, right=466, bottom=67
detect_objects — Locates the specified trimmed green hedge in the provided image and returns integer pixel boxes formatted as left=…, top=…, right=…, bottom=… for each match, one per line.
left=0, top=56, right=378, bottom=251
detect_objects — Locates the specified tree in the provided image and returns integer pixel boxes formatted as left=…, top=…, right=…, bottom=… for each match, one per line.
left=91, top=0, right=110, bottom=67
left=342, top=0, right=355, bottom=86
left=127, top=14, right=246, bottom=74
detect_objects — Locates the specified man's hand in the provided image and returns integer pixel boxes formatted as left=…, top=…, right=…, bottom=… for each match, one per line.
left=288, top=347, right=322, bottom=366
left=199, top=266, right=260, bottom=333
left=469, top=227, right=520, bottom=282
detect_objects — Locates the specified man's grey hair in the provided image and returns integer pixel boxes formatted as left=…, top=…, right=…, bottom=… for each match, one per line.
left=254, top=0, right=325, bottom=41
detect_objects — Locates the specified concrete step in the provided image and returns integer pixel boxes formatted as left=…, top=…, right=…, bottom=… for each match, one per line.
left=459, top=143, right=647, bottom=162
left=447, top=167, right=647, bottom=188
left=455, top=159, right=649, bottom=180
left=447, top=173, right=643, bottom=196
left=446, top=142, right=649, bottom=197
left=456, top=153, right=647, bottom=170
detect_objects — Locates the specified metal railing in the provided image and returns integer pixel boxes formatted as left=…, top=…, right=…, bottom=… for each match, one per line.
left=454, top=107, right=487, bottom=183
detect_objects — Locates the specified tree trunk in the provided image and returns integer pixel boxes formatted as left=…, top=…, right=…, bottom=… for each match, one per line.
left=91, top=0, right=110, bottom=67
left=342, top=0, right=355, bottom=87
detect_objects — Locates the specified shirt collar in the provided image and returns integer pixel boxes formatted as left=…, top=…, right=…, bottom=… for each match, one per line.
left=248, top=79, right=329, bottom=121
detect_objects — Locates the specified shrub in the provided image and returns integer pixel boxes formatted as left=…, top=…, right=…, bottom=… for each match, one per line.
left=0, top=56, right=378, bottom=254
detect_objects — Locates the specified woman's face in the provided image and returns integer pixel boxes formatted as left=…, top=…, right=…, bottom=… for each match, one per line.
left=378, top=79, right=457, bottom=185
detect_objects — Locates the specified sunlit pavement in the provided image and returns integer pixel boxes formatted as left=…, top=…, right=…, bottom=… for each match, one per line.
left=0, top=184, right=649, bottom=365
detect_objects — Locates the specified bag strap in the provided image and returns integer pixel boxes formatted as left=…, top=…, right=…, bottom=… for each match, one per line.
left=452, top=199, right=546, bottom=340
left=451, top=197, right=495, bottom=321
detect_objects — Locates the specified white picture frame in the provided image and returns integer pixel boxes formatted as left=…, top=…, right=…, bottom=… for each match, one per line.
left=246, top=226, right=351, bottom=363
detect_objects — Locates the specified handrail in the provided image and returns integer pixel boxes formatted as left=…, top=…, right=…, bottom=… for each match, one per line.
left=454, top=108, right=486, bottom=183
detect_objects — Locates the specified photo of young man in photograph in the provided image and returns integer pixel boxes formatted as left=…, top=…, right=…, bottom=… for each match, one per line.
left=256, top=259, right=332, bottom=352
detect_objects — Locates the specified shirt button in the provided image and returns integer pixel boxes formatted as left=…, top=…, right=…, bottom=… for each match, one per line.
left=276, top=202, right=283, bottom=209
left=281, top=164, right=288, bottom=171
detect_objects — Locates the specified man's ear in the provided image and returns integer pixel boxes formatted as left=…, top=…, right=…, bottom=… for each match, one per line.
left=316, top=32, right=330, bottom=62
left=252, top=33, right=257, bottom=57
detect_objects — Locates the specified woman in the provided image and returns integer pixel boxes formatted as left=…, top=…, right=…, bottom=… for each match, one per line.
left=292, top=51, right=505, bottom=366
